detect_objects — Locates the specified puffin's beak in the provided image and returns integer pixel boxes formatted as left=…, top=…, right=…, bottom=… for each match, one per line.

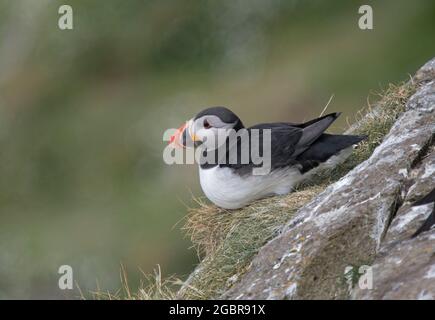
left=185, top=119, right=201, bottom=142
left=169, top=122, right=187, bottom=148
left=169, top=119, right=199, bottom=148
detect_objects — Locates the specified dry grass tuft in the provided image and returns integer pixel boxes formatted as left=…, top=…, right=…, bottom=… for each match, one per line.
left=304, top=81, right=417, bottom=187
left=87, top=265, right=179, bottom=300
left=178, top=80, right=418, bottom=299
left=179, top=186, right=323, bottom=299
left=183, top=188, right=324, bottom=257
left=330, top=81, right=416, bottom=179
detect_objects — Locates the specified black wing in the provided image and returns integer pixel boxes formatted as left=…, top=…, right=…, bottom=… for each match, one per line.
left=217, top=113, right=342, bottom=175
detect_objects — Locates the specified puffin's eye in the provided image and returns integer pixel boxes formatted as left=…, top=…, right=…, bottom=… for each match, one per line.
left=203, top=119, right=211, bottom=129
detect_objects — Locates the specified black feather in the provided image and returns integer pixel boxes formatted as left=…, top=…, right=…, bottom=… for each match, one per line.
left=199, top=112, right=366, bottom=176
left=194, top=106, right=242, bottom=124
left=293, top=113, right=341, bottom=156
left=297, top=134, right=366, bottom=173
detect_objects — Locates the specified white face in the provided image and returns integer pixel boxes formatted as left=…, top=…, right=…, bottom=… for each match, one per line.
left=188, top=115, right=237, bottom=150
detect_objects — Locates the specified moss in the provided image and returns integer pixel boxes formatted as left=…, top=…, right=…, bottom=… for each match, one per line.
left=178, top=80, right=417, bottom=300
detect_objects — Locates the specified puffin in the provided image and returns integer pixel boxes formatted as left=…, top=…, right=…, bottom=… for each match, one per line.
left=169, top=106, right=366, bottom=209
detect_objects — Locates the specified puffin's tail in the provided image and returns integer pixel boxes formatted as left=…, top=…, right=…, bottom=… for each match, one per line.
left=297, top=133, right=366, bottom=160
left=292, top=112, right=366, bottom=170
left=296, top=133, right=366, bottom=172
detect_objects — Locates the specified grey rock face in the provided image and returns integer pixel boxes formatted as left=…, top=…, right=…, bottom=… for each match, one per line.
left=351, top=148, right=435, bottom=299
left=352, top=230, right=435, bottom=300
left=382, top=147, right=435, bottom=244
left=222, top=58, right=435, bottom=300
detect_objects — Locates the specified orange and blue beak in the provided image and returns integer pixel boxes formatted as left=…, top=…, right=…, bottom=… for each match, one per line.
left=169, top=122, right=187, bottom=148
left=168, top=120, right=200, bottom=148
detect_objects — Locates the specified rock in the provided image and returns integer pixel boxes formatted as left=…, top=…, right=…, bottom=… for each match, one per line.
left=351, top=146, right=435, bottom=299
left=414, top=58, right=435, bottom=83
left=352, top=230, right=435, bottom=300
left=382, top=147, right=435, bottom=244
left=220, top=58, right=435, bottom=300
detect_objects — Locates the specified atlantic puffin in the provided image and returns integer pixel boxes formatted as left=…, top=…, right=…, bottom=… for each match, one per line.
left=169, top=106, right=365, bottom=209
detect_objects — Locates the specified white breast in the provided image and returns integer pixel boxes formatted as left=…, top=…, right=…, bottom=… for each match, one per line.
left=199, top=166, right=303, bottom=209
left=198, top=146, right=354, bottom=209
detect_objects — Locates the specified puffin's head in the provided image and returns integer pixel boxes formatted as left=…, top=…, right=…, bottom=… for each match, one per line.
left=169, top=106, right=244, bottom=149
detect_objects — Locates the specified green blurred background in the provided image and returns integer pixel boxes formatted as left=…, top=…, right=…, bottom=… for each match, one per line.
left=0, top=0, right=434, bottom=299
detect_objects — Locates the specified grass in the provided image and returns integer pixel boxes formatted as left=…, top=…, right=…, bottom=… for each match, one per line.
left=309, top=80, right=417, bottom=185
left=178, top=186, right=324, bottom=299
left=84, top=265, right=178, bottom=300
left=177, top=80, right=418, bottom=299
